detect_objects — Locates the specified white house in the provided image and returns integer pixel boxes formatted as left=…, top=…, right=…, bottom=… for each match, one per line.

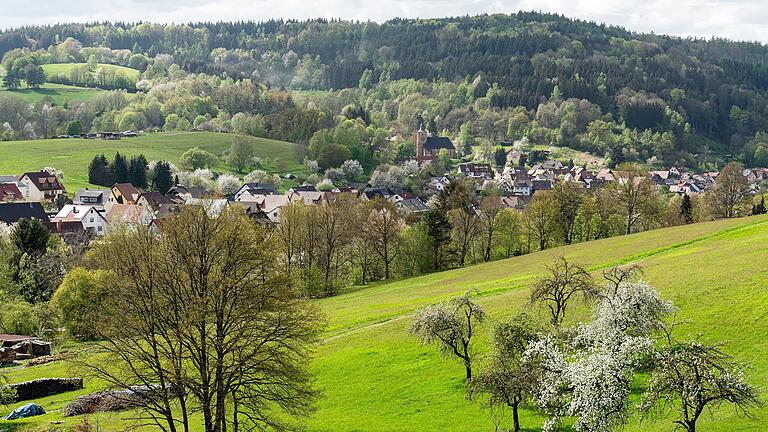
left=51, top=205, right=108, bottom=236
left=17, top=172, right=66, bottom=201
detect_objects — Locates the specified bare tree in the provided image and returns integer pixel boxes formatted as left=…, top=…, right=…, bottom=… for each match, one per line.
left=530, top=256, right=597, bottom=327
left=363, top=198, right=405, bottom=279
left=86, top=206, right=323, bottom=432
left=641, top=329, right=761, bottom=432
left=607, top=163, right=660, bottom=234
left=710, top=162, right=750, bottom=218
left=410, top=290, right=486, bottom=380
left=477, top=196, right=503, bottom=262
left=524, top=192, right=558, bottom=251
left=449, top=206, right=480, bottom=266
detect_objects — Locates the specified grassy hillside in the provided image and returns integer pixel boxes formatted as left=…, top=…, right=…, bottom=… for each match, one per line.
left=0, top=83, right=107, bottom=105
left=0, top=132, right=303, bottom=191
left=1, top=216, right=767, bottom=431
left=41, top=63, right=141, bottom=83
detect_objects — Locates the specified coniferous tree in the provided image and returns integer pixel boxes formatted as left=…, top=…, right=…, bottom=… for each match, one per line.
left=88, top=154, right=111, bottom=186
left=752, top=196, right=766, bottom=215
left=151, top=161, right=174, bottom=193
left=128, top=154, right=148, bottom=188
left=680, top=193, right=693, bottom=224
left=110, top=152, right=129, bottom=184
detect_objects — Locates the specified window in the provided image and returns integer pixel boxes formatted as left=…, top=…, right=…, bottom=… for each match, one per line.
left=97, top=226, right=102, bottom=232
left=90, top=218, right=94, bottom=223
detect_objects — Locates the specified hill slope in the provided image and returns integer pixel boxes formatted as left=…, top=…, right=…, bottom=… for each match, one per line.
left=0, top=132, right=302, bottom=190
left=1, top=216, right=766, bottom=431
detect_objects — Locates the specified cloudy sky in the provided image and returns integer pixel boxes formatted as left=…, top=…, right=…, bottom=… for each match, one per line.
left=2, top=0, right=767, bottom=43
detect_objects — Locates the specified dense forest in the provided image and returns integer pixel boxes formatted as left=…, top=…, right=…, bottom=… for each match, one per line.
left=2, top=12, right=768, bottom=168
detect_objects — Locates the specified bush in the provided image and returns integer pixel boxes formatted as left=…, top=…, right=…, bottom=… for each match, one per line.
left=52, top=268, right=110, bottom=340
left=0, top=300, right=38, bottom=336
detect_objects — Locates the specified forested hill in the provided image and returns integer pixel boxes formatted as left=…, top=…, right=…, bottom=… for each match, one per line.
left=3, top=12, right=768, bottom=166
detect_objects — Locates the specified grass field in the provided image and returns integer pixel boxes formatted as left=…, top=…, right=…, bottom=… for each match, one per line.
left=41, top=64, right=141, bottom=83
left=0, top=84, right=109, bottom=105
left=0, top=132, right=303, bottom=191
left=1, top=216, right=767, bottom=431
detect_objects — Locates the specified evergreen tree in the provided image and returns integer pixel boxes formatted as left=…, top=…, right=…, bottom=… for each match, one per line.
left=110, top=152, right=129, bottom=184
left=66, top=120, right=84, bottom=136
left=494, top=148, right=507, bottom=167
left=424, top=209, right=451, bottom=271
left=680, top=193, right=693, bottom=224
left=151, top=161, right=174, bottom=194
left=427, top=118, right=438, bottom=135
left=87, top=154, right=111, bottom=186
left=752, top=196, right=766, bottom=215
left=24, top=64, right=45, bottom=89
left=128, top=154, right=149, bottom=188
left=2, top=70, right=20, bottom=89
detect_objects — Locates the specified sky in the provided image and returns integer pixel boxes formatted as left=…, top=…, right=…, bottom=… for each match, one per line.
left=2, top=0, right=767, bottom=44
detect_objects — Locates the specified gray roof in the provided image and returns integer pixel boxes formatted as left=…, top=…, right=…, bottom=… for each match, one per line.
left=0, top=175, right=17, bottom=184
left=0, top=202, right=50, bottom=224
left=423, top=136, right=455, bottom=151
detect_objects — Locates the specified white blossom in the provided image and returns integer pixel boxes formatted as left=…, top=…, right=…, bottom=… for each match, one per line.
left=217, top=174, right=241, bottom=196
left=341, top=159, right=363, bottom=178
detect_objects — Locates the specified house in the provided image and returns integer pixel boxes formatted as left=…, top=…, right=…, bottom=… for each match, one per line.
left=167, top=185, right=210, bottom=202
left=512, top=173, right=532, bottom=196
left=458, top=163, right=494, bottom=179
left=360, top=188, right=392, bottom=201
left=0, top=202, right=50, bottom=225
left=73, top=189, right=110, bottom=206
left=595, top=168, right=615, bottom=186
left=745, top=168, right=768, bottom=184
left=500, top=195, right=525, bottom=210
left=415, top=127, right=455, bottom=165
left=234, top=183, right=277, bottom=201
left=108, top=183, right=140, bottom=207
left=106, top=204, right=155, bottom=227
left=0, top=183, right=22, bottom=201
left=426, top=176, right=451, bottom=194
left=136, top=192, right=176, bottom=212
left=50, top=205, right=108, bottom=236
left=287, top=186, right=325, bottom=205
left=17, top=172, right=65, bottom=201
left=395, top=198, right=430, bottom=217
left=239, top=194, right=290, bottom=223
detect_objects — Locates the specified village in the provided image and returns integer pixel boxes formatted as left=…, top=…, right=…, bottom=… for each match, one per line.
left=0, top=128, right=767, bottom=236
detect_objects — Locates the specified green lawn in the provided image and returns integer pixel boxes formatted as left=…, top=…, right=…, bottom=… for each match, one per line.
left=2, top=216, right=767, bottom=431
left=0, top=84, right=109, bottom=105
left=0, top=132, right=303, bottom=191
left=42, top=63, right=141, bottom=83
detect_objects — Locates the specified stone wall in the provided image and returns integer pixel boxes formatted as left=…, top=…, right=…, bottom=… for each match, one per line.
left=11, top=378, right=83, bottom=401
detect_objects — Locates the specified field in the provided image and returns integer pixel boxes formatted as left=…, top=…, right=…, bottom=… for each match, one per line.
left=0, top=84, right=108, bottom=105
left=1, top=215, right=766, bottom=431
left=41, top=64, right=141, bottom=83
left=0, top=132, right=303, bottom=191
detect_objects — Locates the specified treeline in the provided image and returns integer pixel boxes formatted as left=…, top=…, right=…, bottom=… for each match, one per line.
left=273, top=162, right=762, bottom=298
left=1, top=14, right=768, bottom=147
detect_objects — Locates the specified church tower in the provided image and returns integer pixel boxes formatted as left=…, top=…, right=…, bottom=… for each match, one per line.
left=416, top=125, right=427, bottom=161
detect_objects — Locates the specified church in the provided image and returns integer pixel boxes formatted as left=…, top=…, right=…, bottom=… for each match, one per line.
left=415, top=126, right=456, bottom=165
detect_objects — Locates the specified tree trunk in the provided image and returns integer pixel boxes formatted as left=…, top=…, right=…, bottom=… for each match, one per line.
left=512, top=402, right=520, bottom=432
left=464, top=361, right=472, bottom=380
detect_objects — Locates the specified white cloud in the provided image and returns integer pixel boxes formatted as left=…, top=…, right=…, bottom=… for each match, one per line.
left=1, top=0, right=766, bottom=43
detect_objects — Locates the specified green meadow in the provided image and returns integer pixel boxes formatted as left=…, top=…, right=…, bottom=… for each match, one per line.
left=0, top=84, right=108, bottom=105
left=41, top=64, right=141, bottom=83
left=1, top=215, right=767, bottom=431
left=0, top=132, right=303, bottom=191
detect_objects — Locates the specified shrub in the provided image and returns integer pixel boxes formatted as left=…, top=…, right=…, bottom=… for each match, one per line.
left=52, top=268, right=110, bottom=340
